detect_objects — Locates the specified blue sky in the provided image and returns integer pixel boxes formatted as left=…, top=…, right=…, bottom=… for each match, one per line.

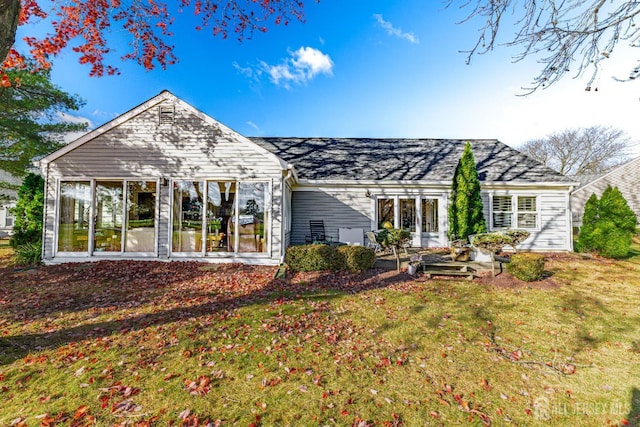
left=17, top=0, right=640, bottom=152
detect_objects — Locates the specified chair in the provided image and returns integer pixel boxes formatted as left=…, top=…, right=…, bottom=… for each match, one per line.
left=305, top=220, right=333, bottom=244
left=365, top=231, right=383, bottom=253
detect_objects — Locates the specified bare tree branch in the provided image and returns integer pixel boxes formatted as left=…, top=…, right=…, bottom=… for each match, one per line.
left=519, top=126, right=635, bottom=176
left=453, top=0, right=640, bottom=92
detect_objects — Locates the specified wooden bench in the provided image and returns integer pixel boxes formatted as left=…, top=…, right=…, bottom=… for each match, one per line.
left=421, top=262, right=477, bottom=280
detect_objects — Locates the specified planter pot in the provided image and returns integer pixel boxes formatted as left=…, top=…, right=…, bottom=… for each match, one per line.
left=469, top=246, right=492, bottom=262
left=407, top=263, right=419, bottom=275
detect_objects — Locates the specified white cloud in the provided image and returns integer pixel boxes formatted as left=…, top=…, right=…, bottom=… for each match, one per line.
left=236, top=47, right=334, bottom=89
left=373, top=14, right=419, bottom=44
left=246, top=121, right=260, bottom=132
left=57, top=111, right=93, bottom=127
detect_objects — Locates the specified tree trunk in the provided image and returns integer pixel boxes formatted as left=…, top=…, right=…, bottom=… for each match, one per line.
left=0, top=0, right=21, bottom=65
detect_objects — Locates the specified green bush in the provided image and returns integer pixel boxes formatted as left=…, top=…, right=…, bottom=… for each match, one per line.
left=10, top=173, right=44, bottom=248
left=577, top=186, right=637, bottom=258
left=12, top=241, right=42, bottom=265
left=507, top=253, right=545, bottom=282
left=285, top=244, right=344, bottom=272
left=285, top=244, right=376, bottom=272
left=337, top=245, right=376, bottom=272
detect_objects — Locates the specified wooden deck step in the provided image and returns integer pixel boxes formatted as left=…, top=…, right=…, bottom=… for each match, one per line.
left=422, top=269, right=476, bottom=280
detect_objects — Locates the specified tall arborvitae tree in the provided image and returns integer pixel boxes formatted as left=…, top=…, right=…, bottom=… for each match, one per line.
left=10, top=172, right=44, bottom=248
left=577, top=186, right=637, bottom=258
left=448, top=142, right=487, bottom=241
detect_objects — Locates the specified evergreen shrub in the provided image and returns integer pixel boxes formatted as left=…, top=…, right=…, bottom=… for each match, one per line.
left=286, top=244, right=376, bottom=273
left=337, top=245, right=376, bottom=272
left=577, top=186, right=637, bottom=258
left=448, top=142, right=487, bottom=241
left=507, top=253, right=545, bottom=282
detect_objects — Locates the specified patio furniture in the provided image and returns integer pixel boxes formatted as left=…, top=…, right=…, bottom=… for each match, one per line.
left=365, top=231, right=383, bottom=253
left=339, top=227, right=364, bottom=246
left=305, top=220, right=333, bottom=244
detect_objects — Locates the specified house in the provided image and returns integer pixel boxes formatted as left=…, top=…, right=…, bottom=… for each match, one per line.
left=571, top=156, right=640, bottom=227
left=39, top=91, right=577, bottom=265
left=0, top=171, right=21, bottom=238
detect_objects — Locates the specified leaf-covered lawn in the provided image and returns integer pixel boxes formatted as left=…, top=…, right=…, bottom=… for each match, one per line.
left=1, top=250, right=639, bottom=426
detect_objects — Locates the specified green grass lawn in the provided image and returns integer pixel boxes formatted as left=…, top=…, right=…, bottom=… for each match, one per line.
left=1, top=245, right=639, bottom=426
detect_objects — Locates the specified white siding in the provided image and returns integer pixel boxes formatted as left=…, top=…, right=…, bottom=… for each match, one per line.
left=43, top=98, right=284, bottom=264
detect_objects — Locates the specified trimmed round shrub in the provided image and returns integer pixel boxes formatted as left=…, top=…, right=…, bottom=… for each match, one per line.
left=285, top=244, right=344, bottom=272
left=285, top=244, right=376, bottom=273
left=337, top=245, right=376, bottom=272
left=507, top=253, right=545, bottom=282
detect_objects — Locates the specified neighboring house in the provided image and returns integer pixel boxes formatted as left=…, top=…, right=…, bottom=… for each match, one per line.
left=0, top=203, right=16, bottom=237
left=0, top=171, right=21, bottom=237
left=571, top=156, right=640, bottom=227
left=38, top=91, right=577, bottom=265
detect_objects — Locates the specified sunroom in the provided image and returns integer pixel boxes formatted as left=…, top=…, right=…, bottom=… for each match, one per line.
left=40, top=91, right=286, bottom=264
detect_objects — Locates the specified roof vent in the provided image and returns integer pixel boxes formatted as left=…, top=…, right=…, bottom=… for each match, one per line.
left=158, top=105, right=175, bottom=125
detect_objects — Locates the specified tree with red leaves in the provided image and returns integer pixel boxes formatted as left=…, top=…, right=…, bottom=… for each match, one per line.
left=0, top=0, right=310, bottom=77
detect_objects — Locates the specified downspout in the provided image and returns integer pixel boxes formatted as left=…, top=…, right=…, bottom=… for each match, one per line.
left=280, top=169, right=293, bottom=263
left=568, top=185, right=575, bottom=252
left=39, top=160, right=49, bottom=261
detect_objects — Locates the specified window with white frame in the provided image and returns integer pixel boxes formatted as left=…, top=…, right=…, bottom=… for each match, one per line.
left=492, top=196, right=512, bottom=228
left=491, top=195, right=538, bottom=230
left=516, top=196, right=538, bottom=229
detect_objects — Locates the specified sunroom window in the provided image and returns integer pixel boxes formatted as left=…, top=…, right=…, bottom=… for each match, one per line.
left=57, top=180, right=158, bottom=254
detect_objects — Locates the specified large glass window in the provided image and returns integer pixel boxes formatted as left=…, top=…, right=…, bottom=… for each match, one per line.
left=234, top=182, right=268, bottom=253
left=492, top=196, right=513, bottom=228
left=421, top=199, right=439, bottom=232
left=125, top=181, right=156, bottom=252
left=172, top=181, right=204, bottom=252
left=94, top=181, right=123, bottom=252
left=58, top=181, right=91, bottom=252
left=206, top=181, right=235, bottom=252
left=377, top=199, right=394, bottom=229
left=400, top=198, right=416, bottom=232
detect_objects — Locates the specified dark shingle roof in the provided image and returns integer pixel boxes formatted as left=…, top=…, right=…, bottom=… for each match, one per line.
left=251, top=137, right=573, bottom=183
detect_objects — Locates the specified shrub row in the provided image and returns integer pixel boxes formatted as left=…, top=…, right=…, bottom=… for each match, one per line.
left=507, top=253, right=545, bottom=282
left=285, top=244, right=376, bottom=273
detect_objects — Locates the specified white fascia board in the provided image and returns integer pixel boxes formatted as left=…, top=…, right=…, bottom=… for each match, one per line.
left=39, top=90, right=174, bottom=168
left=295, top=179, right=578, bottom=189
left=296, top=179, right=452, bottom=187
left=481, top=181, right=579, bottom=190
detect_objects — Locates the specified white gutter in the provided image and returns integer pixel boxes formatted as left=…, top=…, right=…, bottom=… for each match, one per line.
left=280, top=169, right=294, bottom=263
left=294, top=179, right=580, bottom=189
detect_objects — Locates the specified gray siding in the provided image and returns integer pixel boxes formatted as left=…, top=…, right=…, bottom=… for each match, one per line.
left=43, top=98, right=284, bottom=264
left=571, top=156, right=640, bottom=226
left=291, top=189, right=372, bottom=245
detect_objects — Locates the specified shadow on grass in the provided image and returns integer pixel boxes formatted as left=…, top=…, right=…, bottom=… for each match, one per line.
left=0, top=261, right=416, bottom=366
left=628, top=388, right=640, bottom=427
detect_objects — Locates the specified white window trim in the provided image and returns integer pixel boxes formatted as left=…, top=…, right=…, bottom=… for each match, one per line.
left=168, top=179, right=272, bottom=258
left=489, top=193, right=540, bottom=232
left=54, top=178, right=160, bottom=258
